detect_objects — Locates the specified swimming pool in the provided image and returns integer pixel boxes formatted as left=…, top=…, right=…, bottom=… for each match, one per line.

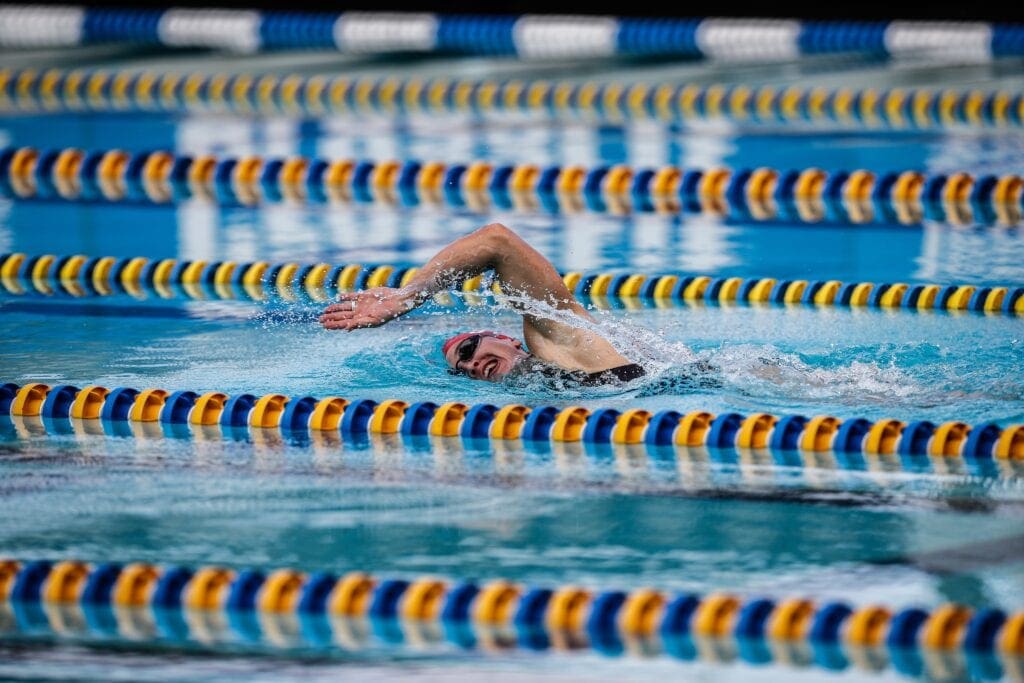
left=1, top=13, right=1023, bottom=683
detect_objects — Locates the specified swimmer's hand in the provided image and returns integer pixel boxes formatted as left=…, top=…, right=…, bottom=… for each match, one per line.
left=319, top=287, right=417, bottom=330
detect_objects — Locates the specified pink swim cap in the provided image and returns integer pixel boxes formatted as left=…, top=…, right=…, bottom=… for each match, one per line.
left=441, top=330, right=498, bottom=358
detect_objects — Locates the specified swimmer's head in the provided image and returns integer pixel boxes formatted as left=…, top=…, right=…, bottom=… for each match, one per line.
left=442, top=330, right=529, bottom=382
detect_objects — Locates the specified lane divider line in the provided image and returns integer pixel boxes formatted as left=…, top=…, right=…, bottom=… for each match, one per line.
left=2, top=63, right=1024, bottom=131
left=2, top=382, right=1022, bottom=470
left=3, top=7, right=1022, bottom=63
left=1, top=146, right=1023, bottom=226
left=1, top=252, right=1020, bottom=316
left=0, top=556, right=1021, bottom=664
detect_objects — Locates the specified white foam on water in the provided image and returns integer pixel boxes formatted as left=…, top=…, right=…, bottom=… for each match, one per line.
left=708, top=345, right=921, bottom=404
left=491, top=292, right=930, bottom=406
left=113, top=293, right=1019, bottom=420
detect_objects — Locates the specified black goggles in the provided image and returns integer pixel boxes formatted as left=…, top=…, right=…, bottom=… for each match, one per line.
left=447, top=334, right=483, bottom=375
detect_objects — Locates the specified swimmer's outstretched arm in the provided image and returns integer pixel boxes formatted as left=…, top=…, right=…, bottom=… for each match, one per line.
left=321, top=223, right=635, bottom=372
left=320, top=223, right=586, bottom=331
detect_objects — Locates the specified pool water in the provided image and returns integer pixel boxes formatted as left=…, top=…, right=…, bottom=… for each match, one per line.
left=0, top=42, right=1023, bottom=683
left=1, top=290, right=1022, bottom=423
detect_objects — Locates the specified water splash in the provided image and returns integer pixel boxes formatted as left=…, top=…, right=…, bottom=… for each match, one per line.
left=703, top=345, right=919, bottom=403
left=490, top=292, right=930, bottom=406
left=69, top=291, right=1020, bottom=422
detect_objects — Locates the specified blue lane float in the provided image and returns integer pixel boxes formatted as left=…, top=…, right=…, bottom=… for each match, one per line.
left=3, top=382, right=1023, bottom=477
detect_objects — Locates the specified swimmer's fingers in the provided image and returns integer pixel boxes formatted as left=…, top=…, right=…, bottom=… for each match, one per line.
left=319, top=304, right=387, bottom=329
left=330, top=292, right=360, bottom=305
left=323, top=288, right=394, bottom=315
left=321, top=305, right=356, bottom=318
left=322, top=287, right=408, bottom=330
left=332, top=287, right=398, bottom=304
left=319, top=306, right=357, bottom=323
left=320, top=304, right=352, bottom=317
left=320, top=314, right=383, bottom=330
left=323, top=295, right=366, bottom=314
left=319, top=310, right=360, bottom=326
left=319, top=314, right=357, bottom=329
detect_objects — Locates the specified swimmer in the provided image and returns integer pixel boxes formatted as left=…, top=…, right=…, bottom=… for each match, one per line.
left=319, top=223, right=645, bottom=385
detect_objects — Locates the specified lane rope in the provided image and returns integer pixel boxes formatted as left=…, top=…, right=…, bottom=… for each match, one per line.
left=2, top=252, right=1021, bottom=316
left=2, top=146, right=1022, bottom=226
left=2, top=382, right=1022, bottom=474
left=2, top=65, right=1022, bottom=132
left=1, top=556, right=1021, bottom=667
left=0, top=7, right=1022, bottom=64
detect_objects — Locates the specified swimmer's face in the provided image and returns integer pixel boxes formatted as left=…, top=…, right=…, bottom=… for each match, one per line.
left=443, top=332, right=529, bottom=382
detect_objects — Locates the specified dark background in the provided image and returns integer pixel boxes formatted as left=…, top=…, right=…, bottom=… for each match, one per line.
left=4, top=0, right=1024, bottom=23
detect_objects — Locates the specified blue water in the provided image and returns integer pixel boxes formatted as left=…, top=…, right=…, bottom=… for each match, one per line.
left=3, top=200, right=1022, bottom=286
left=1, top=48, right=1023, bottom=683
left=4, top=108, right=1024, bottom=174
left=1, top=292, right=1022, bottom=424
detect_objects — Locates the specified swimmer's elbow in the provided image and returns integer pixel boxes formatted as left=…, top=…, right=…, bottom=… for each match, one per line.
left=470, top=223, right=519, bottom=263
left=484, top=222, right=533, bottom=256
left=476, top=222, right=515, bottom=243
